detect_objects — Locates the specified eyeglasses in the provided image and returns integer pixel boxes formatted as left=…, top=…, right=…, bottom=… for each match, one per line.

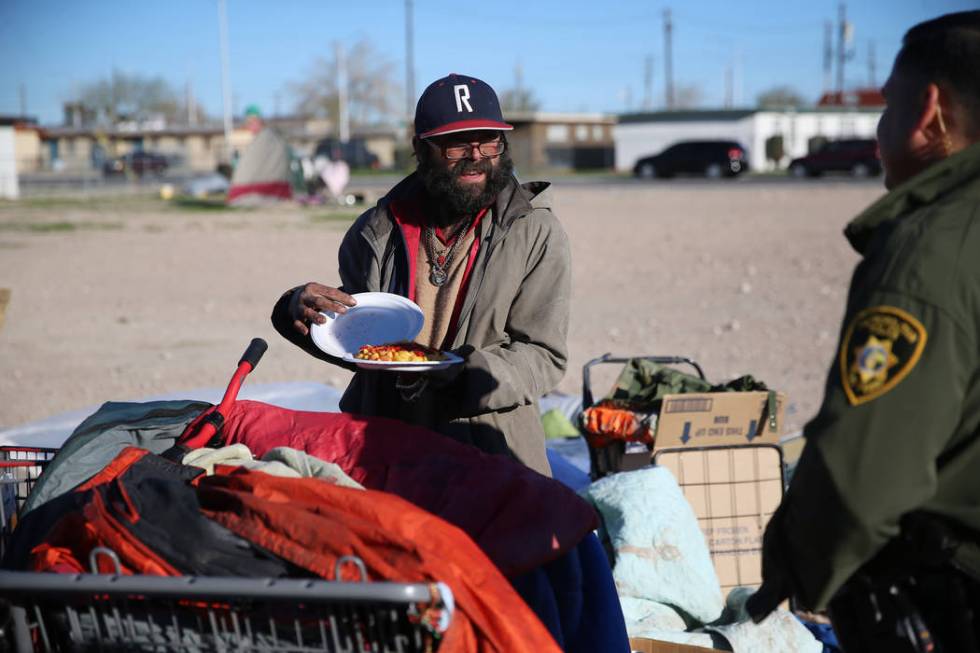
left=432, top=138, right=506, bottom=160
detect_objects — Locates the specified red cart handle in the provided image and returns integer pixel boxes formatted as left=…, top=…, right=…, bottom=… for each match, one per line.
left=175, top=338, right=267, bottom=451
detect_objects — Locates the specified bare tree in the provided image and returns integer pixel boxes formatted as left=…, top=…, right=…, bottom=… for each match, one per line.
left=291, top=39, right=402, bottom=127
left=673, top=84, right=704, bottom=109
left=756, top=85, right=806, bottom=109
left=499, top=62, right=540, bottom=113
left=77, top=71, right=198, bottom=125
left=499, top=87, right=541, bottom=113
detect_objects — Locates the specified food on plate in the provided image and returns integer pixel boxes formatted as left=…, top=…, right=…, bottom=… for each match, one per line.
left=354, top=342, right=446, bottom=363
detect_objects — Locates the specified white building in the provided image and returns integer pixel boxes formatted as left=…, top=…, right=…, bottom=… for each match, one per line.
left=0, top=125, right=19, bottom=199
left=613, top=108, right=883, bottom=173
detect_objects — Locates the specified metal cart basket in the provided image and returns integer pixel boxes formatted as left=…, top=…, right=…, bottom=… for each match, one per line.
left=0, top=446, right=450, bottom=653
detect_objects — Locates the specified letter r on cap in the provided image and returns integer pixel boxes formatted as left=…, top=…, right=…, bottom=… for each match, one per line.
left=453, top=85, right=473, bottom=113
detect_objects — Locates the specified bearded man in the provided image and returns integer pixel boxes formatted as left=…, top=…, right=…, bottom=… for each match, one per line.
left=271, top=74, right=570, bottom=476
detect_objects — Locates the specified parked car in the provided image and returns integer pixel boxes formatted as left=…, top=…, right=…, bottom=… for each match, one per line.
left=788, top=139, right=881, bottom=178
left=632, top=141, right=749, bottom=179
left=103, top=151, right=169, bottom=176
left=313, top=137, right=380, bottom=170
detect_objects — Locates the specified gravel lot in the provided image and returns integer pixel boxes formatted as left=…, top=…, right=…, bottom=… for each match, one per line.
left=0, top=179, right=884, bottom=433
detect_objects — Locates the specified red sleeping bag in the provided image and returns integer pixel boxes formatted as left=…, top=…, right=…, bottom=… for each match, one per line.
left=188, top=400, right=599, bottom=577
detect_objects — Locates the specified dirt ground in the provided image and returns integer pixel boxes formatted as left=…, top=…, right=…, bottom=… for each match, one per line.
left=0, top=179, right=883, bottom=434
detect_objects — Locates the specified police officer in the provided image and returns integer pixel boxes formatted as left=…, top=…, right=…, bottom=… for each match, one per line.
left=747, top=11, right=980, bottom=652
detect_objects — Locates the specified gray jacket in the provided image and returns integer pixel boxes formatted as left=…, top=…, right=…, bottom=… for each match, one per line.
left=272, top=172, right=571, bottom=476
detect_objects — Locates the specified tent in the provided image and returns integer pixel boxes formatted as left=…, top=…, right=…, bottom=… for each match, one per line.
left=227, top=128, right=297, bottom=206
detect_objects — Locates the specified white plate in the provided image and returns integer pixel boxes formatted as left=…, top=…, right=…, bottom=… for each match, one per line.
left=310, top=292, right=425, bottom=358
left=341, top=351, right=464, bottom=372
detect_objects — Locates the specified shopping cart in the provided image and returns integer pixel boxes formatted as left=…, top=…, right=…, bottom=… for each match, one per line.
left=579, top=353, right=785, bottom=595
left=580, top=353, right=706, bottom=479
left=0, top=553, right=447, bottom=652
left=0, top=446, right=56, bottom=560
left=0, top=339, right=451, bottom=652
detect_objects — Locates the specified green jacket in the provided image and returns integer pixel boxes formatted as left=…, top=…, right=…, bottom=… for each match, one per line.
left=272, top=172, right=570, bottom=477
left=761, top=142, right=980, bottom=610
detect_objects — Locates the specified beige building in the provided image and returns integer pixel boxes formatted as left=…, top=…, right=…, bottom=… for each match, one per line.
left=14, top=124, right=43, bottom=173
left=39, top=125, right=250, bottom=173
left=504, top=112, right=616, bottom=172
left=32, top=116, right=399, bottom=174
left=21, top=111, right=616, bottom=175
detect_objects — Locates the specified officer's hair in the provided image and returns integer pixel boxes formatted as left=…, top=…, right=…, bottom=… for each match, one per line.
left=896, top=11, right=980, bottom=137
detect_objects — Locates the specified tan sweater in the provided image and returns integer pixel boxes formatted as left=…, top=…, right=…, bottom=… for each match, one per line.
left=414, top=221, right=481, bottom=349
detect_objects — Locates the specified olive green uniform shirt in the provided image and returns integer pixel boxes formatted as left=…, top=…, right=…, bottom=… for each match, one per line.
left=761, top=142, right=980, bottom=610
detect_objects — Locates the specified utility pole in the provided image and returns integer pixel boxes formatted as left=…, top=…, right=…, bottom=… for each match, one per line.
left=217, top=0, right=234, bottom=163
left=336, top=43, right=349, bottom=144
left=643, top=55, right=653, bottom=110
left=514, top=60, right=524, bottom=110
left=185, top=79, right=196, bottom=125
left=868, top=41, right=876, bottom=88
left=836, top=3, right=850, bottom=100
left=663, top=9, right=674, bottom=110
left=405, top=0, right=416, bottom=123
left=733, top=47, right=742, bottom=107
left=18, top=83, right=27, bottom=117
left=724, top=64, right=733, bottom=109
left=823, top=21, right=833, bottom=94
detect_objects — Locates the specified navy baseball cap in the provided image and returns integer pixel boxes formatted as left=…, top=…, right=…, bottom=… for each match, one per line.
left=414, top=73, right=514, bottom=139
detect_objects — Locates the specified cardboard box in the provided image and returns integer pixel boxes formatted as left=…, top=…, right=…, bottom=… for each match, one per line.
left=655, top=445, right=783, bottom=595
left=649, top=392, right=786, bottom=594
left=655, top=391, right=785, bottom=450
left=629, top=637, right=724, bottom=653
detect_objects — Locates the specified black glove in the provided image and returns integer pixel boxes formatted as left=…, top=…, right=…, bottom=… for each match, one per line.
left=746, top=576, right=792, bottom=623
left=395, top=374, right=429, bottom=402
left=746, top=508, right=796, bottom=622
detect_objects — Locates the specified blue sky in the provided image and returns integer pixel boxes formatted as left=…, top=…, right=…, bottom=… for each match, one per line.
left=1, top=0, right=976, bottom=125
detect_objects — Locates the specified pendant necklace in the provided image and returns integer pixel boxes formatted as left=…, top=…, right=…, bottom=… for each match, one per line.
left=424, top=216, right=474, bottom=287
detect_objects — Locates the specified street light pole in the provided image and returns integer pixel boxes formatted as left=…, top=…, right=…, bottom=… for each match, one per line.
left=336, top=43, right=349, bottom=145
left=405, top=0, right=415, bottom=124
left=217, top=0, right=234, bottom=163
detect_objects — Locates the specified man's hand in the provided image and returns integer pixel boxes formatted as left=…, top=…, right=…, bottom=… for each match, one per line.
left=428, top=344, right=472, bottom=388
left=288, top=283, right=357, bottom=336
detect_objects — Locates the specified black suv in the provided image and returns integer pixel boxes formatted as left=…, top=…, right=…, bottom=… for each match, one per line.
left=313, top=137, right=380, bottom=170
left=102, top=151, right=169, bottom=176
left=788, top=139, right=881, bottom=178
left=632, top=140, right=748, bottom=179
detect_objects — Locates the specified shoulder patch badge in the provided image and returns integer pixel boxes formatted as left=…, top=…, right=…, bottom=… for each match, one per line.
left=839, top=306, right=927, bottom=405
